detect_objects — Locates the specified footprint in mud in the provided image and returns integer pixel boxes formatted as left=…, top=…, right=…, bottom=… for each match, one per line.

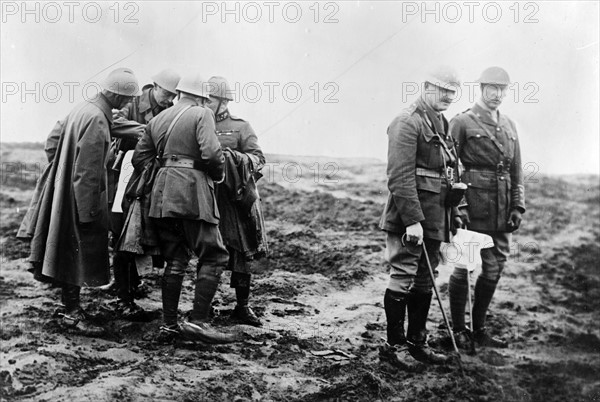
left=272, top=307, right=308, bottom=317
left=478, top=350, right=508, bottom=367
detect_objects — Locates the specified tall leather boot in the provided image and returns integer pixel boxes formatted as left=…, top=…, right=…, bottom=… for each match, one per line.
left=384, top=289, right=407, bottom=346
left=190, top=273, right=220, bottom=323
left=161, top=274, right=183, bottom=327
left=472, top=276, right=507, bottom=348
left=406, top=291, right=449, bottom=364
left=184, top=265, right=237, bottom=344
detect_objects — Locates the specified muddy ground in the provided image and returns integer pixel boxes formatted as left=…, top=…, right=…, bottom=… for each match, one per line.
left=1, top=144, right=599, bottom=401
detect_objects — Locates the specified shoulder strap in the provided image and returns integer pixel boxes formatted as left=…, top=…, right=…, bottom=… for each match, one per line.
left=465, top=110, right=507, bottom=157
left=157, top=105, right=192, bottom=158
left=415, top=106, right=461, bottom=181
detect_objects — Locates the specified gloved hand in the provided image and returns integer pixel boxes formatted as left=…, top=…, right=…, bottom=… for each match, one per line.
left=404, top=222, right=423, bottom=245
left=507, top=209, right=522, bottom=232
left=225, top=147, right=249, bottom=165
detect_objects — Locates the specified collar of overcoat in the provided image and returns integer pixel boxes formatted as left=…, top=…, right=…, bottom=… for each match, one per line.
left=89, top=93, right=114, bottom=124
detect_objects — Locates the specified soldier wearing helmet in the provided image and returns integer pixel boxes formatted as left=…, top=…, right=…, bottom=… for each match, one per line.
left=18, top=68, right=141, bottom=336
left=448, top=67, right=525, bottom=349
left=205, top=76, right=268, bottom=327
left=132, top=73, right=236, bottom=343
left=106, top=68, right=181, bottom=320
left=117, top=68, right=181, bottom=124
left=379, top=66, right=462, bottom=364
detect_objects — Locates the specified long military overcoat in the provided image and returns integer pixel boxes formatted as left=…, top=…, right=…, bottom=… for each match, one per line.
left=214, top=111, right=268, bottom=260
left=17, top=95, right=113, bottom=286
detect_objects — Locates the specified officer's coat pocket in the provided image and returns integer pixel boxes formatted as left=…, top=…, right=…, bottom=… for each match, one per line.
left=416, top=175, right=442, bottom=230
left=464, top=172, right=495, bottom=220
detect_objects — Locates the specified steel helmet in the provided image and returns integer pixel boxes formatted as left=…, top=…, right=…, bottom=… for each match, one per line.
left=102, top=67, right=141, bottom=96
left=175, top=73, right=211, bottom=98
left=208, top=76, right=234, bottom=101
left=424, top=65, right=461, bottom=92
left=477, top=67, right=511, bottom=85
left=151, top=69, right=181, bottom=94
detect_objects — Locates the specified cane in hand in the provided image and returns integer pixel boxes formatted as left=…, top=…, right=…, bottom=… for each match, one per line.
left=422, top=241, right=466, bottom=376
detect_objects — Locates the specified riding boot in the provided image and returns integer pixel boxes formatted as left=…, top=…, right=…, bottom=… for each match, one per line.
left=384, top=289, right=407, bottom=346
left=184, top=264, right=237, bottom=343
left=472, top=276, right=507, bottom=347
left=190, top=264, right=222, bottom=322
left=161, top=274, right=183, bottom=327
left=406, top=292, right=449, bottom=364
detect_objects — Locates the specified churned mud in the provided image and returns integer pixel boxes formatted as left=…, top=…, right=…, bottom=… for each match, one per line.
left=1, top=145, right=599, bottom=401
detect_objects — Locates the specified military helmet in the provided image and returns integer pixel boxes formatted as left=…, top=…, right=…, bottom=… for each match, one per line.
left=175, top=73, right=211, bottom=99
left=424, top=65, right=461, bottom=92
left=151, top=69, right=181, bottom=94
left=477, top=66, right=511, bottom=85
left=208, top=76, right=234, bottom=101
left=102, top=67, right=141, bottom=96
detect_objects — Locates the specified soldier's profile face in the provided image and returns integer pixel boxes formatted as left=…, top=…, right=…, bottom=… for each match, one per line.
left=118, top=95, right=133, bottom=109
left=205, top=97, right=218, bottom=114
left=206, top=97, right=228, bottom=115
left=481, top=84, right=507, bottom=110
left=154, top=85, right=176, bottom=107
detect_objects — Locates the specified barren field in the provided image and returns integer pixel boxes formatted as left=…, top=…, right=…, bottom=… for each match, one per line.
left=1, top=143, right=599, bottom=401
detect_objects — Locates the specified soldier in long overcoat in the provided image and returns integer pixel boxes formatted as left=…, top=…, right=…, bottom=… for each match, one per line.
left=205, top=76, right=268, bottom=327
left=380, top=66, right=462, bottom=364
left=448, top=67, right=525, bottom=348
left=17, top=68, right=140, bottom=336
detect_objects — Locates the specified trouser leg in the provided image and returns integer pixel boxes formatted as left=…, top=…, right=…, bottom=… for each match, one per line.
left=183, top=220, right=228, bottom=323
left=231, top=272, right=252, bottom=306
left=154, top=218, right=194, bottom=327
left=62, top=283, right=81, bottom=313
left=113, top=251, right=135, bottom=303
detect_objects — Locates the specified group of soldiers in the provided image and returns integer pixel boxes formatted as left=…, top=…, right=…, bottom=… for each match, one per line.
left=18, top=68, right=268, bottom=343
left=17, top=63, right=525, bottom=365
left=380, top=65, right=525, bottom=364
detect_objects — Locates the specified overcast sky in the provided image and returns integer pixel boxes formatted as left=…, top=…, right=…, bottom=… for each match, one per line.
left=1, top=1, right=598, bottom=174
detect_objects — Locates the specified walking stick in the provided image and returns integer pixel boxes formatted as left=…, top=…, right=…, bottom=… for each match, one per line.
left=422, top=241, right=466, bottom=376
left=466, top=267, right=477, bottom=355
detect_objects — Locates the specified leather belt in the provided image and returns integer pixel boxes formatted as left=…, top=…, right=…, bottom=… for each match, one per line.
left=464, top=164, right=507, bottom=175
left=416, top=167, right=443, bottom=178
left=162, top=155, right=204, bottom=171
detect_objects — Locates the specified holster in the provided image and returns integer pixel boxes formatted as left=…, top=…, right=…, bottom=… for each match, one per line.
left=445, top=182, right=468, bottom=208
